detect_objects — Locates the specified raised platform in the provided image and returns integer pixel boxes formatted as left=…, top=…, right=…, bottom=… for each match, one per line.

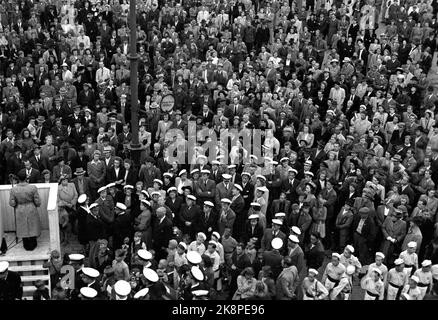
left=0, top=230, right=51, bottom=262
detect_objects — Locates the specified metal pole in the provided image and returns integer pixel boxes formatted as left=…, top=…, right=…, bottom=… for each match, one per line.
left=127, top=0, right=144, bottom=167
left=128, top=0, right=139, bottom=148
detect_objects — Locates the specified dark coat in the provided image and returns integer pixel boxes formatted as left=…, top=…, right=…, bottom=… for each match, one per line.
left=152, top=216, right=173, bottom=258
left=0, top=270, right=23, bottom=300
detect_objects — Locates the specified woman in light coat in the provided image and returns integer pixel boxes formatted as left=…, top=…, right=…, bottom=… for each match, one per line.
left=57, top=174, right=78, bottom=244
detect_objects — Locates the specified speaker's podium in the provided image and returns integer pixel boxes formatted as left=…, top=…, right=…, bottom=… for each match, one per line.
left=0, top=183, right=60, bottom=299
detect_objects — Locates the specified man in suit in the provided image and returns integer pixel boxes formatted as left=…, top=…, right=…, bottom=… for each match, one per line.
left=281, top=168, right=300, bottom=204
left=399, top=175, right=415, bottom=206
left=261, top=219, right=287, bottom=252
left=271, top=192, right=291, bottom=217
left=352, top=207, right=377, bottom=265
left=197, top=201, right=218, bottom=239
left=138, top=157, right=162, bottom=189
left=200, top=104, right=214, bottom=126
left=121, top=159, right=137, bottom=187
left=215, top=173, right=234, bottom=209
left=7, top=146, right=25, bottom=177
left=106, top=157, right=125, bottom=185
left=240, top=172, right=254, bottom=210
left=70, top=146, right=89, bottom=175
left=224, top=96, right=244, bottom=119
left=170, top=110, right=187, bottom=132
left=19, top=159, right=41, bottom=183
left=29, top=145, right=49, bottom=173
left=335, top=199, right=355, bottom=251
left=243, top=214, right=264, bottom=249
left=210, top=161, right=224, bottom=184
left=194, top=169, right=216, bottom=204
left=357, top=40, right=368, bottom=72
left=152, top=206, right=173, bottom=260
left=230, top=184, right=246, bottom=238
left=179, top=195, right=201, bottom=239
left=72, top=167, right=92, bottom=197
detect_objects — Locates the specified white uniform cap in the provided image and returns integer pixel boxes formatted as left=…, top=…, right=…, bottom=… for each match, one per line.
left=407, top=241, right=417, bottom=248
left=153, top=179, right=163, bottom=185
left=208, top=240, right=217, bottom=247
left=0, top=261, right=9, bottom=273
left=178, top=242, right=187, bottom=250
left=106, top=182, right=116, bottom=188
left=97, top=186, right=107, bottom=193
left=137, top=249, right=152, bottom=260
left=201, top=169, right=211, bottom=174
left=123, top=185, right=134, bottom=189
left=222, top=173, right=232, bottom=180
left=251, top=202, right=261, bottom=207
left=345, top=245, right=355, bottom=253
left=332, top=252, right=341, bottom=259
left=82, top=267, right=100, bottom=278
left=115, top=202, right=127, bottom=210
left=271, top=237, right=283, bottom=250
left=133, top=287, right=149, bottom=299
left=272, top=219, right=283, bottom=226
left=394, top=258, right=404, bottom=265
left=241, top=172, right=251, bottom=177
left=291, top=226, right=301, bottom=235
left=373, top=268, right=382, bottom=275
left=114, top=280, right=131, bottom=296
left=69, top=253, right=85, bottom=261
left=167, top=187, right=177, bottom=193
left=141, top=190, right=149, bottom=197
left=288, top=168, right=298, bottom=174
left=308, top=268, right=318, bottom=275
left=212, top=231, right=220, bottom=240
left=422, top=260, right=432, bottom=267
left=227, top=164, right=236, bottom=169
left=203, top=201, right=214, bottom=207
left=257, top=186, right=268, bottom=193
left=221, top=198, right=231, bottom=204
left=346, top=265, right=356, bottom=275
left=256, top=175, right=267, bottom=181
left=410, top=275, right=419, bottom=283
left=178, top=169, right=187, bottom=176
left=140, top=199, right=150, bottom=207
left=280, top=157, right=289, bottom=162
left=80, top=287, right=97, bottom=298
left=192, top=290, right=209, bottom=297
left=190, top=169, right=200, bottom=175
left=78, top=194, right=87, bottom=204
left=187, top=251, right=202, bottom=264
left=211, top=160, right=220, bottom=165
left=304, top=171, right=314, bottom=177
left=275, top=212, right=286, bottom=218
left=234, top=184, right=243, bottom=192
left=375, top=252, right=385, bottom=259
left=163, top=172, right=173, bottom=178
left=197, top=232, right=207, bottom=241
left=143, top=268, right=159, bottom=282
left=151, top=191, right=161, bottom=197
left=248, top=214, right=259, bottom=220
left=89, top=203, right=99, bottom=210
left=288, top=235, right=299, bottom=243
left=187, top=195, right=196, bottom=201
left=191, top=266, right=204, bottom=281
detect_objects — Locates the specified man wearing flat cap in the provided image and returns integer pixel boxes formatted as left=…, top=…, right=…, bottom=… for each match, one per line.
left=352, top=207, right=377, bottom=265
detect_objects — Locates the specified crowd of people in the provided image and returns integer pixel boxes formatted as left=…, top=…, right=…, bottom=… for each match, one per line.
left=1, top=0, right=438, bottom=301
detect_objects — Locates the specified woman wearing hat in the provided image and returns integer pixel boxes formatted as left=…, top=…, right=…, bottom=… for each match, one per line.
left=57, top=173, right=78, bottom=245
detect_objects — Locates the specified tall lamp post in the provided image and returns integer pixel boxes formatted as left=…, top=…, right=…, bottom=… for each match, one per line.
left=127, top=0, right=143, bottom=166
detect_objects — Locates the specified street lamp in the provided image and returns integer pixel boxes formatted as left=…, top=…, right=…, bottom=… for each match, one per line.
left=127, top=0, right=143, bottom=167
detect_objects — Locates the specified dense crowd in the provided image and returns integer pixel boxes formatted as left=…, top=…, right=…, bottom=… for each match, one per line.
left=1, top=0, right=438, bottom=301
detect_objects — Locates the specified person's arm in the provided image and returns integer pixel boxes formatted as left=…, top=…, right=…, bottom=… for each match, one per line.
left=33, top=186, right=41, bottom=207
left=279, top=276, right=294, bottom=298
